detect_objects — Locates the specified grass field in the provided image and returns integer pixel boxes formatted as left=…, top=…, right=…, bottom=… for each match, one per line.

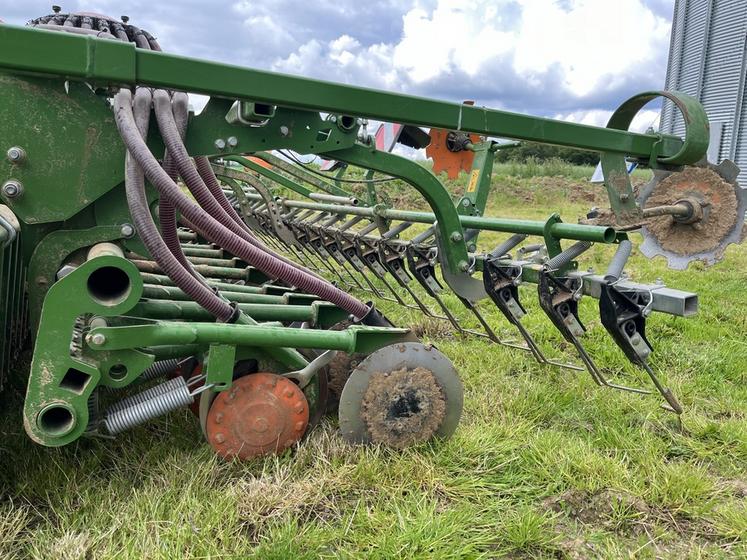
left=1, top=163, right=746, bottom=559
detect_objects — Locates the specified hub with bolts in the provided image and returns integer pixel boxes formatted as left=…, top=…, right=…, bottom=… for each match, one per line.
left=2, top=180, right=23, bottom=198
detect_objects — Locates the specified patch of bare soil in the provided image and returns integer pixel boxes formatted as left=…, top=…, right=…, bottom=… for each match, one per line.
left=720, top=479, right=747, bottom=498
left=544, top=489, right=650, bottom=536
left=530, top=177, right=603, bottom=205
left=544, top=486, right=743, bottom=558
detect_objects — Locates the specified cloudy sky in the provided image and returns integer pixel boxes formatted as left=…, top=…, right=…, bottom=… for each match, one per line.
left=3, top=0, right=675, bottom=131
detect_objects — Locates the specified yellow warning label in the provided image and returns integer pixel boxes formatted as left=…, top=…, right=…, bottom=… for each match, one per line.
left=467, top=169, right=480, bottom=193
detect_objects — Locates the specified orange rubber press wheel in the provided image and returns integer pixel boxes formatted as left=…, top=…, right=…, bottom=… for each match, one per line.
left=205, top=372, right=309, bottom=460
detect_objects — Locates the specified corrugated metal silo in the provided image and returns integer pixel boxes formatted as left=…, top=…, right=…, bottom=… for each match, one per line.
left=661, top=0, right=747, bottom=180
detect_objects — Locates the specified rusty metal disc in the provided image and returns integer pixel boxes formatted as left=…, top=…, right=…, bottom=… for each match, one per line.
left=426, top=128, right=480, bottom=179
left=205, top=372, right=309, bottom=460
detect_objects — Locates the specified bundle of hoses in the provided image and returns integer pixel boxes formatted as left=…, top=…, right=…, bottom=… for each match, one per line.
left=30, top=12, right=373, bottom=322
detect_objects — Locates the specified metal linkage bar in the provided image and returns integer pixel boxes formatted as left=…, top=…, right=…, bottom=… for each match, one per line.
left=0, top=25, right=699, bottom=164
left=261, top=197, right=616, bottom=244
left=87, top=323, right=410, bottom=355
left=504, top=262, right=698, bottom=317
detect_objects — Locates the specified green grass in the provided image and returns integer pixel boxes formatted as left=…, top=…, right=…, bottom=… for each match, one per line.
left=1, top=163, right=746, bottom=559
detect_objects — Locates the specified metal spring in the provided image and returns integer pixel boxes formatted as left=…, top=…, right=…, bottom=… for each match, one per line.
left=104, top=376, right=193, bottom=435
left=139, top=358, right=180, bottom=382
left=545, top=241, right=592, bottom=271
left=106, top=367, right=181, bottom=414
left=85, top=390, right=100, bottom=431
left=604, top=239, right=633, bottom=283
left=489, top=233, right=528, bottom=259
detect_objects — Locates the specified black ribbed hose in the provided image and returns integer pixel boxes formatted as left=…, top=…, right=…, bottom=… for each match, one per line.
left=160, top=92, right=205, bottom=282
left=194, top=155, right=251, bottom=231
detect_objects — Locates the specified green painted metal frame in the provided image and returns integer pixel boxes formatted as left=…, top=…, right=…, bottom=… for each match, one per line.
left=87, top=322, right=411, bottom=355
left=24, top=255, right=153, bottom=446
left=0, top=25, right=705, bottom=166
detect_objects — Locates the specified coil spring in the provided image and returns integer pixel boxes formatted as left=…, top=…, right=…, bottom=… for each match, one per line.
left=104, top=376, right=193, bottom=435
left=106, top=362, right=182, bottom=414
left=604, top=239, right=633, bottom=283
left=85, top=389, right=101, bottom=432
left=545, top=241, right=592, bottom=271
left=69, top=315, right=86, bottom=357
left=489, top=233, right=528, bottom=259
left=140, top=358, right=180, bottom=382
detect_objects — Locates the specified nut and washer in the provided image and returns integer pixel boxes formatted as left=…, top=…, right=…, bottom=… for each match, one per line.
left=6, top=146, right=26, bottom=164
left=214, top=138, right=227, bottom=150
left=89, top=333, right=107, bottom=346
left=120, top=223, right=136, bottom=238
left=2, top=180, right=23, bottom=199
left=227, top=136, right=239, bottom=148
left=279, top=125, right=290, bottom=137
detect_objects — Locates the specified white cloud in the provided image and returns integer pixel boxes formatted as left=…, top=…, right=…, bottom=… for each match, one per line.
left=271, top=0, right=674, bottom=123
left=513, top=0, right=671, bottom=97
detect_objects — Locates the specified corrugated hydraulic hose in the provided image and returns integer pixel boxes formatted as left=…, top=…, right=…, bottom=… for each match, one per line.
left=114, top=90, right=370, bottom=319
left=153, top=90, right=327, bottom=283
left=124, top=88, right=235, bottom=322
left=194, top=155, right=252, bottom=230
left=160, top=92, right=206, bottom=283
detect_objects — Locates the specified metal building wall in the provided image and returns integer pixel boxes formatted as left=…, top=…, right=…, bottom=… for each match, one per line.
left=661, top=0, right=747, bottom=181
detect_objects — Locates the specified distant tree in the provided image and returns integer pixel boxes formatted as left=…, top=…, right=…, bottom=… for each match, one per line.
left=494, top=141, right=599, bottom=166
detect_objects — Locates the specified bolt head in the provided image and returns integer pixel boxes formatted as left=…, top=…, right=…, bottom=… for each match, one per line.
left=227, top=136, right=238, bottom=148
left=120, top=223, right=135, bottom=238
left=458, top=260, right=470, bottom=272
left=214, top=138, right=227, bottom=150
left=6, top=147, right=25, bottom=163
left=2, top=180, right=22, bottom=199
left=279, top=125, right=290, bottom=137
left=450, top=232, right=463, bottom=242
left=620, top=193, right=630, bottom=202
left=90, top=333, right=106, bottom=346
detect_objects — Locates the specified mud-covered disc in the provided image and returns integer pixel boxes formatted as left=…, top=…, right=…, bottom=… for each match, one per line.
left=639, top=161, right=747, bottom=269
left=338, top=342, right=463, bottom=447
